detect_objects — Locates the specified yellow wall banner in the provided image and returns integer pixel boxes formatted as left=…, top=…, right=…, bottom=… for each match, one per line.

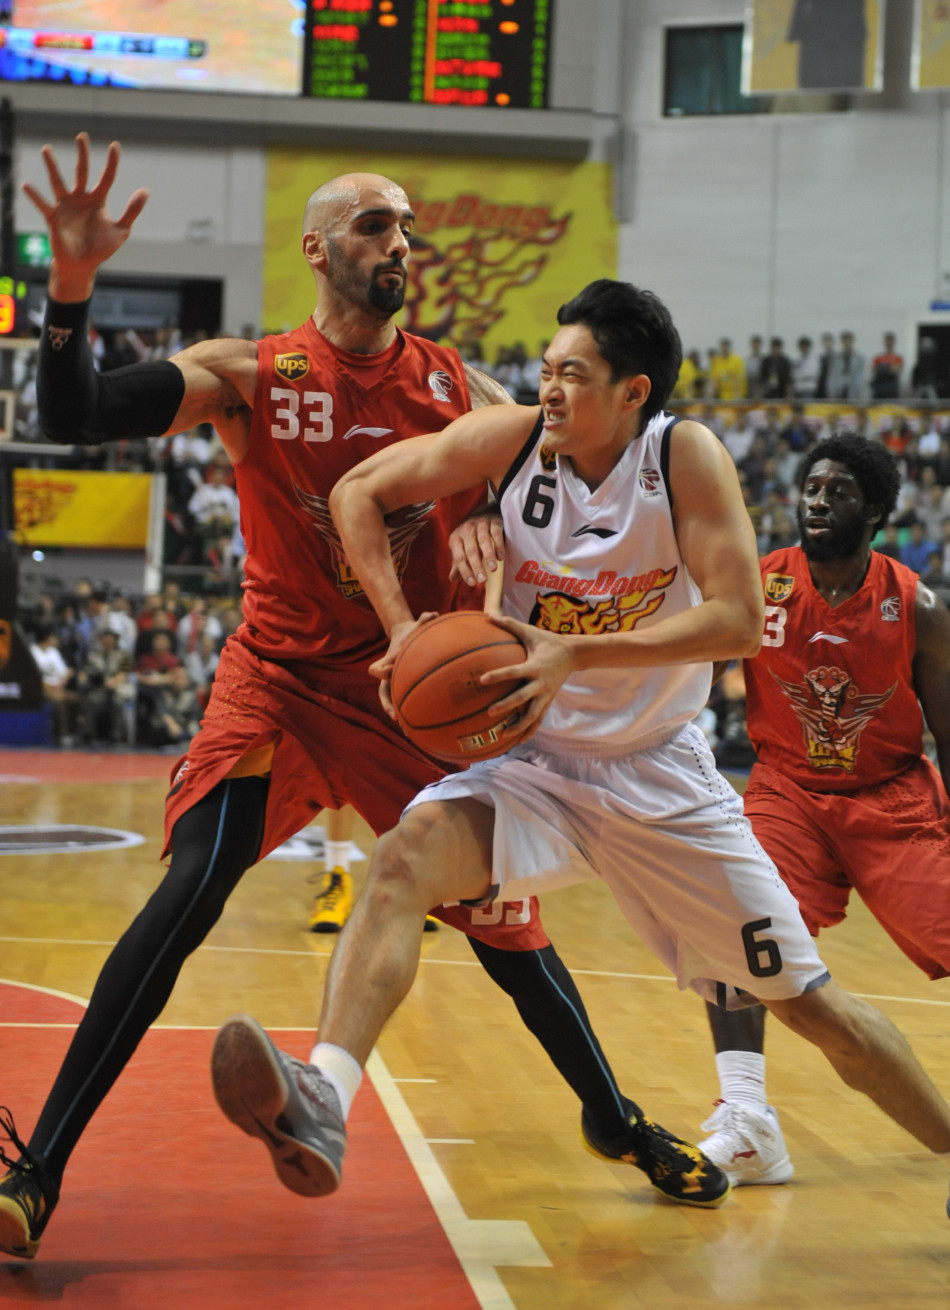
left=913, top=0, right=950, bottom=89
left=263, top=150, right=617, bottom=361
left=743, top=0, right=884, bottom=93
left=14, top=470, right=153, bottom=548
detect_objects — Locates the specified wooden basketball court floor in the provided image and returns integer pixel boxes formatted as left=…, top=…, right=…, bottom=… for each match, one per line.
left=2, top=747, right=950, bottom=1309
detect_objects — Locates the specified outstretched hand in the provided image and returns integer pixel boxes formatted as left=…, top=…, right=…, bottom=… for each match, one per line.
left=22, top=132, right=148, bottom=299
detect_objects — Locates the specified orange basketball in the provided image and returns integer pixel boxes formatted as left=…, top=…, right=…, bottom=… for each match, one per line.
left=390, top=611, right=528, bottom=764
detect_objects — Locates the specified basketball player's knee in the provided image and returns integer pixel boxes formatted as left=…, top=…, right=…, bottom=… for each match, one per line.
left=365, top=817, right=439, bottom=911
left=771, top=983, right=871, bottom=1060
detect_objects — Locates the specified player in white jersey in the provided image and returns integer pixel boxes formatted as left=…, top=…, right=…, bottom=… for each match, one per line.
left=211, top=280, right=950, bottom=1209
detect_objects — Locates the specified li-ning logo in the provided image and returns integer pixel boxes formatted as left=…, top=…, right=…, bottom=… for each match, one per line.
left=881, top=595, right=901, bottom=622
left=639, top=467, right=662, bottom=498
left=48, top=325, right=73, bottom=351
left=275, top=353, right=309, bottom=382
left=428, top=370, right=454, bottom=402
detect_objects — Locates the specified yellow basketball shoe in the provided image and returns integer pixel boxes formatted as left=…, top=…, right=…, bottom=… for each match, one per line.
left=308, top=869, right=353, bottom=933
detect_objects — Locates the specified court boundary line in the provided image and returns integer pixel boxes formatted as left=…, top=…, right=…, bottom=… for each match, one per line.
left=0, top=981, right=550, bottom=1308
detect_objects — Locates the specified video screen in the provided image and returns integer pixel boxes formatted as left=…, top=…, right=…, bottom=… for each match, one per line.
left=0, top=0, right=305, bottom=94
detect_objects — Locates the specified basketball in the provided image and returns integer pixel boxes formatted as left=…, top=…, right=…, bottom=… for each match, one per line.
left=390, top=611, right=528, bottom=764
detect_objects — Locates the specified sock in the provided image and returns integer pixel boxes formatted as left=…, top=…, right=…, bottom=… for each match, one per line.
left=325, top=840, right=350, bottom=873
left=715, top=1050, right=768, bottom=1109
left=309, top=1041, right=363, bottom=1120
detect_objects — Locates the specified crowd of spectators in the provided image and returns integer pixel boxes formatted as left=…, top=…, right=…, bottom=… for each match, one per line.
left=673, top=330, right=949, bottom=404
left=23, top=578, right=240, bottom=749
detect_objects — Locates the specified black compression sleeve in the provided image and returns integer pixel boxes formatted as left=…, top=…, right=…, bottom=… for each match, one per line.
left=38, top=297, right=186, bottom=444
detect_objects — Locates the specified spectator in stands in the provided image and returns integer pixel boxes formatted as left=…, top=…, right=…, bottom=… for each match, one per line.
left=98, top=593, right=137, bottom=658
left=828, top=330, right=866, bottom=400
left=176, top=597, right=224, bottom=659
left=721, top=408, right=755, bottom=463
left=738, top=432, right=771, bottom=501
left=672, top=348, right=706, bottom=400
left=759, top=337, right=792, bottom=400
left=188, top=462, right=240, bottom=558
left=135, top=606, right=176, bottom=660
left=870, top=332, right=903, bottom=399
left=139, top=663, right=202, bottom=749
left=184, top=630, right=220, bottom=707
left=168, top=426, right=212, bottom=495
left=707, top=338, right=746, bottom=400
left=933, top=437, right=950, bottom=487
left=814, top=332, right=836, bottom=399
left=160, top=580, right=184, bottom=626
left=780, top=403, right=811, bottom=452
left=791, top=335, right=819, bottom=400
left=745, top=334, right=764, bottom=399
left=921, top=549, right=950, bottom=593
left=101, top=330, right=139, bottom=372
left=912, top=337, right=942, bottom=400
left=915, top=472, right=950, bottom=541
left=918, top=412, right=943, bottom=459
left=773, top=435, right=800, bottom=492
left=940, top=519, right=950, bottom=575
left=519, top=341, right=547, bottom=400
left=76, top=630, right=134, bottom=745
left=29, top=626, right=77, bottom=744
left=874, top=522, right=903, bottom=561
left=901, top=519, right=939, bottom=575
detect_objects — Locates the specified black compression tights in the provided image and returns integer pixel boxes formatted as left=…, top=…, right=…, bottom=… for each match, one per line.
left=467, top=936, right=634, bottom=1140
left=29, top=776, right=269, bottom=1182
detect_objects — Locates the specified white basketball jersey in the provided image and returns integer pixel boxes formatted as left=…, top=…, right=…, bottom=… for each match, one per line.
left=498, top=410, right=712, bottom=753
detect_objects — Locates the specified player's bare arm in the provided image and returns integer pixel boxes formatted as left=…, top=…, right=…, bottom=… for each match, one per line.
left=913, top=583, right=950, bottom=798
left=169, top=339, right=258, bottom=462
left=554, top=420, right=762, bottom=679
left=330, top=403, right=537, bottom=694
left=462, top=363, right=516, bottom=409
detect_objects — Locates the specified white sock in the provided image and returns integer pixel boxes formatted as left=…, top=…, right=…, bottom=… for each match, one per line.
left=715, top=1050, right=768, bottom=1109
left=325, top=840, right=350, bottom=873
left=310, top=1041, right=363, bottom=1121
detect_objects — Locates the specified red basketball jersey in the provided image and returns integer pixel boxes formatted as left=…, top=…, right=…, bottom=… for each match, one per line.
left=744, top=546, right=923, bottom=791
left=234, top=320, right=485, bottom=669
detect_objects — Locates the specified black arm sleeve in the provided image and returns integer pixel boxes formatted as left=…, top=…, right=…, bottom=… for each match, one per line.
left=38, top=297, right=186, bottom=444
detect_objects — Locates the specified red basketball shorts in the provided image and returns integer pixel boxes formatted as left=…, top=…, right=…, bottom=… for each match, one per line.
left=743, top=757, right=950, bottom=979
left=163, top=636, right=548, bottom=951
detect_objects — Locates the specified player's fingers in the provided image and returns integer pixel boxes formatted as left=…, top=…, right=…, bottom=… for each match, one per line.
left=92, top=140, right=121, bottom=199
left=74, top=133, right=91, bottom=194
left=378, top=679, right=397, bottom=718
left=116, top=188, right=150, bottom=232
left=41, top=144, right=68, bottom=200
left=21, top=182, right=52, bottom=220
left=480, top=515, right=505, bottom=562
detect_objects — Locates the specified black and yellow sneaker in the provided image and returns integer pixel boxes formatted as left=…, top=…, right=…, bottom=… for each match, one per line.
left=0, top=1108, right=59, bottom=1259
left=308, top=869, right=353, bottom=933
left=581, top=1104, right=731, bottom=1208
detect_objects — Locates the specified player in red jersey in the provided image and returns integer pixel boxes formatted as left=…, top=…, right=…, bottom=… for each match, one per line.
left=697, top=433, right=950, bottom=1190
left=0, top=134, right=730, bottom=1262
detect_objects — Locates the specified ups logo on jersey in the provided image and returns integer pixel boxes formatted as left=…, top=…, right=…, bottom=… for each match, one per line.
left=538, top=446, right=557, bottom=472
left=275, top=353, right=309, bottom=382
left=765, top=573, right=795, bottom=603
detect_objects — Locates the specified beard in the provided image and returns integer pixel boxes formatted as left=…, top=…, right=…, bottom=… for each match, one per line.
left=326, top=239, right=406, bottom=316
left=796, top=503, right=871, bottom=561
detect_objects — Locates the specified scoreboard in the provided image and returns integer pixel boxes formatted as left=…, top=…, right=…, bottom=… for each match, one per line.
left=305, top=0, right=552, bottom=108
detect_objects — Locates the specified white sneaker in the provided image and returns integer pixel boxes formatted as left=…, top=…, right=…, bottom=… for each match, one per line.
left=698, top=1101, right=794, bottom=1186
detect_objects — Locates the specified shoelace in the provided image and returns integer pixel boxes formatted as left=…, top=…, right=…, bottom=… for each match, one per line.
left=0, top=1106, right=36, bottom=1175
left=633, top=1115, right=708, bottom=1173
left=314, top=873, right=346, bottom=906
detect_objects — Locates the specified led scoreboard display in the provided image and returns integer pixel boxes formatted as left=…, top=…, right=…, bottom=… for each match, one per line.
left=304, top=0, right=552, bottom=108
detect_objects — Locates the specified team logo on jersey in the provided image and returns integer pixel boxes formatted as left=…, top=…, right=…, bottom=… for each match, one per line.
left=428, top=370, right=454, bottom=402
left=528, top=565, right=677, bottom=634
left=808, top=631, right=848, bottom=645
left=0, top=619, right=10, bottom=671
left=572, top=525, right=617, bottom=540
left=881, top=595, right=901, bottom=622
left=538, top=446, right=557, bottom=472
left=275, top=353, right=310, bottom=381
left=772, top=665, right=897, bottom=774
left=638, top=467, right=662, bottom=498
left=764, top=573, right=795, bottom=603
left=291, top=479, right=434, bottom=599
left=342, top=424, right=394, bottom=440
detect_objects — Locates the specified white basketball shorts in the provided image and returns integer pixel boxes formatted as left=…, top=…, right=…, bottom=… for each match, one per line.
left=406, top=721, right=830, bottom=1009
